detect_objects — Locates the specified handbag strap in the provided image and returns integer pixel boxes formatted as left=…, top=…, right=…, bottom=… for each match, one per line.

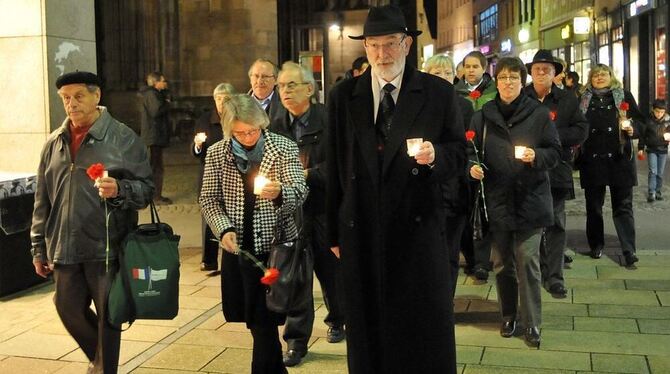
left=272, top=207, right=303, bottom=245
left=149, top=200, right=162, bottom=225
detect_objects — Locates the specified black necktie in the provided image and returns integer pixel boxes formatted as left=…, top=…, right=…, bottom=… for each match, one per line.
left=376, top=83, right=396, bottom=139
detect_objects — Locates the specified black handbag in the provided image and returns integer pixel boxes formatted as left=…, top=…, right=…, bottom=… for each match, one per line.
left=107, top=201, right=181, bottom=327
left=265, top=211, right=312, bottom=314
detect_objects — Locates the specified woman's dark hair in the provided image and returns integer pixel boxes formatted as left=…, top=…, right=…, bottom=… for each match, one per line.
left=494, top=57, right=528, bottom=86
left=652, top=99, right=667, bottom=110
left=567, top=71, right=580, bottom=84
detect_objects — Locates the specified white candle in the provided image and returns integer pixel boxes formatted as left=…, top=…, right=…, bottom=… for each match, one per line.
left=103, top=170, right=108, bottom=178
left=621, top=120, right=632, bottom=130
left=514, top=146, right=527, bottom=159
left=406, top=138, right=423, bottom=157
left=664, top=133, right=670, bottom=141
left=196, top=132, right=207, bottom=143
left=254, top=175, right=269, bottom=195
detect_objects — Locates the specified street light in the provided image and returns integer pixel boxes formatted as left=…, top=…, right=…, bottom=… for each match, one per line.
left=518, top=29, right=530, bottom=43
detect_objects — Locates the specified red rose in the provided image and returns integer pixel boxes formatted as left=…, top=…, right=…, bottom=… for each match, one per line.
left=637, top=153, right=646, bottom=161
left=86, top=163, right=105, bottom=181
left=549, top=111, right=557, bottom=121
left=619, top=102, right=630, bottom=112
left=465, top=130, right=476, bottom=142
left=260, top=268, right=280, bottom=285
left=469, top=90, right=482, bottom=100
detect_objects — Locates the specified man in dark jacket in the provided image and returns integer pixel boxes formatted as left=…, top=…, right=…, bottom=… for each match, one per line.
left=638, top=99, right=670, bottom=202
left=248, top=59, right=285, bottom=124
left=270, top=61, right=345, bottom=367
left=140, top=71, right=171, bottom=204
left=31, top=71, right=154, bottom=373
left=326, top=5, right=463, bottom=373
left=524, top=50, right=589, bottom=298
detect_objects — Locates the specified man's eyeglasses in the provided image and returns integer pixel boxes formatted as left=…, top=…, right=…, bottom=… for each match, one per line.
left=232, top=129, right=261, bottom=138
left=497, top=75, right=521, bottom=83
left=364, top=36, right=406, bottom=52
left=277, top=82, right=310, bottom=90
left=249, top=74, right=275, bottom=82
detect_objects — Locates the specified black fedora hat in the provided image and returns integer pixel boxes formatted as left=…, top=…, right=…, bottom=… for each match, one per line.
left=525, top=49, right=563, bottom=75
left=349, top=5, right=422, bottom=40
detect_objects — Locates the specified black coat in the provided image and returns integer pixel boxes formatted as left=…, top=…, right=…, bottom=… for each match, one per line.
left=191, top=109, right=223, bottom=192
left=577, top=89, right=644, bottom=188
left=326, top=65, right=463, bottom=374
left=139, top=86, right=170, bottom=147
left=442, top=96, right=474, bottom=216
left=523, top=85, right=589, bottom=189
left=269, top=103, right=327, bottom=215
left=468, top=94, right=561, bottom=231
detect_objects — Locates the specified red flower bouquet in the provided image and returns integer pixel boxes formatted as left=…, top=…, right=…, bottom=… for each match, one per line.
left=619, top=102, right=630, bottom=112
left=469, top=90, right=482, bottom=100
left=87, top=163, right=105, bottom=181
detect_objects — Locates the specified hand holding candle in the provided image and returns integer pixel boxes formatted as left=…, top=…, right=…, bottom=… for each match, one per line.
left=407, top=138, right=423, bottom=157
left=412, top=140, right=436, bottom=165
left=621, top=119, right=634, bottom=136
left=664, top=133, right=670, bottom=142
left=254, top=175, right=282, bottom=200
left=515, top=146, right=535, bottom=163
left=514, top=146, right=527, bottom=159
left=194, top=132, right=207, bottom=147
left=254, top=175, right=269, bottom=195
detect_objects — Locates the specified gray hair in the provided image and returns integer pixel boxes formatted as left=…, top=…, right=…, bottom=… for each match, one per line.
left=213, top=82, right=236, bottom=97
left=248, top=58, right=279, bottom=77
left=146, top=71, right=163, bottom=86
left=424, top=55, right=455, bottom=74
left=279, top=61, right=317, bottom=94
left=221, top=94, right=269, bottom=139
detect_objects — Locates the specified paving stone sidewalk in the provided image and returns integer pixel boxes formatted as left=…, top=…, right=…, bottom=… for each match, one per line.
left=1, top=142, right=668, bottom=373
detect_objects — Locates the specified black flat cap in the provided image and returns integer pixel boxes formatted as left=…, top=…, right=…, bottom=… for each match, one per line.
left=55, top=71, right=101, bottom=89
left=349, top=4, right=421, bottom=40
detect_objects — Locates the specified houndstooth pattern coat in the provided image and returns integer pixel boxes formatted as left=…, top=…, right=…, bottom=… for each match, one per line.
left=199, top=130, right=307, bottom=255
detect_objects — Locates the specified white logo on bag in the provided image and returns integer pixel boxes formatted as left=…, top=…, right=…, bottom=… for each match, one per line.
left=132, top=267, right=168, bottom=297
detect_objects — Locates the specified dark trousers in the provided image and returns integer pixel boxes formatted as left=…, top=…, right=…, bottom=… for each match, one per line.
left=53, top=262, right=121, bottom=374
left=283, top=213, right=343, bottom=353
left=446, top=214, right=467, bottom=298
left=491, top=229, right=543, bottom=328
left=201, top=215, right=219, bottom=266
left=149, top=145, right=165, bottom=198
left=540, top=189, right=567, bottom=289
left=584, top=185, right=636, bottom=254
left=249, top=323, right=287, bottom=374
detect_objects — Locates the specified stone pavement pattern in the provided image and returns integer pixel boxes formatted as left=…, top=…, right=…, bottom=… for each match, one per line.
left=1, top=142, right=668, bottom=373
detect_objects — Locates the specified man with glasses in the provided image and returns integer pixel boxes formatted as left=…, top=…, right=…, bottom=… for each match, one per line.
left=326, top=5, right=463, bottom=373
left=269, top=61, right=345, bottom=367
left=523, top=50, right=589, bottom=298
left=248, top=59, right=285, bottom=123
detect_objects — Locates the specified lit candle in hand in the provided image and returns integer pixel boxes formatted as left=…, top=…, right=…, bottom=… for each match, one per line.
left=407, top=138, right=423, bottom=157
left=254, top=175, right=269, bottom=195
left=514, top=146, right=527, bottom=159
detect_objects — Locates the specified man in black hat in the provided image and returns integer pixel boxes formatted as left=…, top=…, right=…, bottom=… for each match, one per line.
left=31, top=71, right=154, bottom=373
left=326, top=4, right=463, bottom=373
left=523, top=50, right=589, bottom=298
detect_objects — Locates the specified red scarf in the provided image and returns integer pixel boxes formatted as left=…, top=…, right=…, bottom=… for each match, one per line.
left=69, top=123, right=92, bottom=160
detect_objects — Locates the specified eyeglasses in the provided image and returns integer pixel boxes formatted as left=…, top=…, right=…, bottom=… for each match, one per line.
left=249, top=74, right=275, bottom=81
left=592, top=71, right=610, bottom=78
left=277, top=82, right=310, bottom=90
left=364, top=36, right=406, bottom=52
left=531, top=66, right=554, bottom=74
left=232, top=129, right=261, bottom=138
left=497, top=75, right=521, bottom=83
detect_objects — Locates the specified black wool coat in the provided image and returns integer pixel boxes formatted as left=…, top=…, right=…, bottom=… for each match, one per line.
left=191, top=109, right=223, bottom=192
left=326, top=65, right=464, bottom=374
left=577, top=89, right=644, bottom=189
left=468, top=94, right=561, bottom=232
left=269, top=103, right=327, bottom=215
left=524, top=85, right=589, bottom=190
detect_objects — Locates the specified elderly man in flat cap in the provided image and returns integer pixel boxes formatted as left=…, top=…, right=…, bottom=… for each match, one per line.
left=326, top=4, right=463, bottom=373
left=31, top=71, right=154, bottom=373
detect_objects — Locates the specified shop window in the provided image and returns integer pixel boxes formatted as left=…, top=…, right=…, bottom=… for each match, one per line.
left=572, top=41, right=591, bottom=84
left=479, top=4, right=498, bottom=45
left=656, top=27, right=667, bottom=99
left=598, top=32, right=610, bottom=65
left=611, top=26, right=624, bottom=82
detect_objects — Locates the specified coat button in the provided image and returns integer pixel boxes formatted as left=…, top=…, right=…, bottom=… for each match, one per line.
left=607, top=127, right=612, bottom=132
left=415, top=216, right=422, bottom=222
left=351, top=175, right=356, bottom=180
left=411, top=168, right=419, bottom=175
left=348, top=221, right=355, bottom=228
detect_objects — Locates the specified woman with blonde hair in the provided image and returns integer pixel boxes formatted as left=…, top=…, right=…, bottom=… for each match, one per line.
left=200, top=94, right=307, bottom=373
left=576, top=64, right=644, bottom=266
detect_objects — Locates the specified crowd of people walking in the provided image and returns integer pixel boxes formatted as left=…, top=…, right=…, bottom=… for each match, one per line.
left=29, top=4, right=667, bottom=374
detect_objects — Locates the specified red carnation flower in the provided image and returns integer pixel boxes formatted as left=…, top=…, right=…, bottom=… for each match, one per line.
left=549, top=111, right=557, bottom=121
left=469, top=90, right=482, bottom=100
left=260, top=268, right=280, bottom=285
left=465, top=130, right=476, bottom=142
left=619, top=102, right=630, bottom=112
left=86, top=163, right=105, bottom=181
left=637, top=153, right=646, bottom=161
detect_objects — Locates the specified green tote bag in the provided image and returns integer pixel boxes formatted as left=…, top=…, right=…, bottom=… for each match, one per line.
left=108, top=201, right=181, bottom=326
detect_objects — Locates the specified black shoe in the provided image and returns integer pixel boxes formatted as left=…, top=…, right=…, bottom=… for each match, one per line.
left=327, top=326, right=346, bottom=343
left=563, top=254, right=573, bottom=264
left=648, top=194, right=656, bottom=203
left=525, top=327, right=541, bottom=347
left=463, top=266, right=475, bottom=275
left=624, top=252, right=639, bottom=267
left=656, top=192, right=663, bottom=201
left=474, top=267, right=489, bottom=281
left=282, top=349, right=306, bottom=367
left=548, top=283, right=568, bottom=298
left=200, top=262, right=218, bottom=271
left=500, top=320, right=516, bottom=338
left=590, top=247, right=603, bottom=259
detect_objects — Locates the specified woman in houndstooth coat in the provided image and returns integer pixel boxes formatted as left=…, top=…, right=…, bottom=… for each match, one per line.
left=199, top=94, right=307, bottom=374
